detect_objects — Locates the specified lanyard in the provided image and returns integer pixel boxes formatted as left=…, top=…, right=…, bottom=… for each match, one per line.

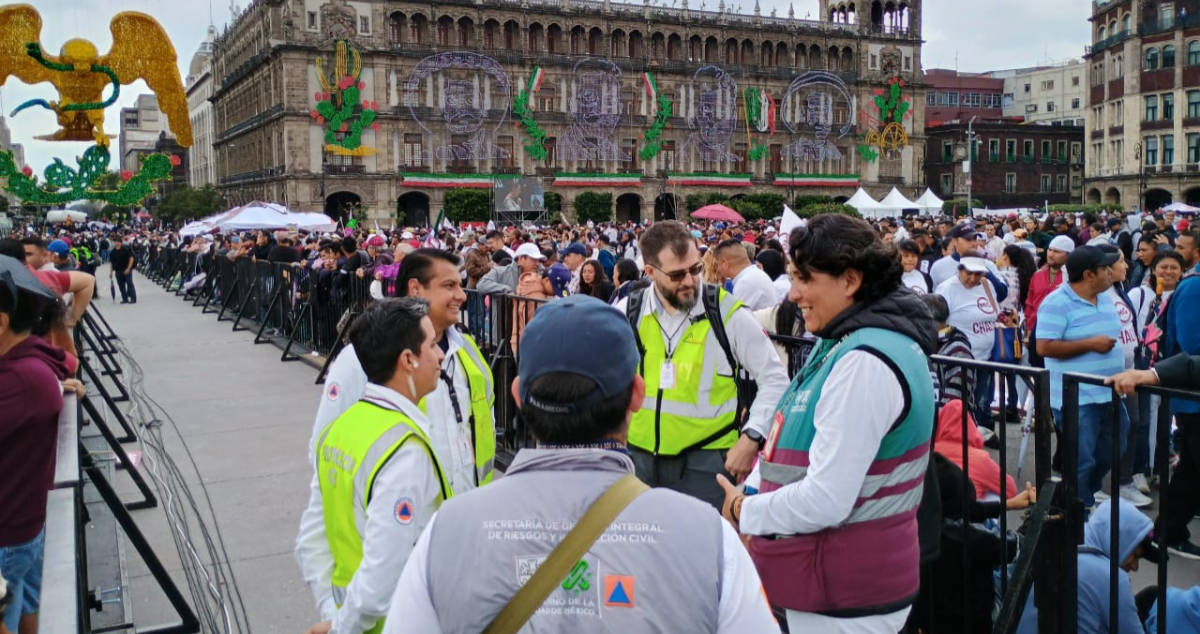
left=440, top=368, right=466, bottom=429
left=650, top=306, right=693, bottom=359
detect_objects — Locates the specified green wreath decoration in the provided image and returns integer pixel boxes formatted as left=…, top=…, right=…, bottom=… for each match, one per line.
left=640, top=94, right=673, bottom=161
left=742, top=87, right=776, bottom=162
left=0, top=144, right=174, bottom=206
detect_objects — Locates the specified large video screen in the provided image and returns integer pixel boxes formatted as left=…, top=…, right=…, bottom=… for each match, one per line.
left=494, top=177, right=545, bottom=212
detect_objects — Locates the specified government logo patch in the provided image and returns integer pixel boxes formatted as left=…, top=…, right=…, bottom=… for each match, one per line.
left=603, top=574, right=635, bottom=608
left=327, top=381, right=341, bottom=401
left=394, top=497, right=415, bottom=525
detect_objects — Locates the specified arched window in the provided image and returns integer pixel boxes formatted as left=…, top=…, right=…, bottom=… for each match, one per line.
left=1123, top=13, right=1132, bottom=33
left=1146, top=46, right=1160, bottom=71
left=1163, top=44, right=1177, bottom=68
left=1189, top=40, right=1200, bottom=66
left=1098, top=25, right=1106, bottom=41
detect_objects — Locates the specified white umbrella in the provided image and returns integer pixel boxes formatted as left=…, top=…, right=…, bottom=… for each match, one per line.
left=1161, top=201, right=1200, bottom=215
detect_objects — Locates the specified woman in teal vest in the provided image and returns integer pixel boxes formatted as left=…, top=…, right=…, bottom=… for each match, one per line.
left=717, top=214, right=939, bottom=633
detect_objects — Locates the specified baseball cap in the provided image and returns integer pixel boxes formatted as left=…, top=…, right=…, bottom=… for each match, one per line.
left=559, top=242, right=587, bottom=257
left=958, top=256, right=989, bottom=273
left=1048, top=235, right=1076, bottom=254
left=364, top=234, right=386, bottom=247
left=47, top=240, right=70, bottom=256
left=1066, top=245, right=1120, bottom=280
left=947, top=223, right=977, bottom=240
left=517, top=295, right=640, bottom=414
left=514, top=242, right=546, bottom=260
left=401, top=231, right=414, bottom=239
left=1053, top=215, right=1070, bottom=227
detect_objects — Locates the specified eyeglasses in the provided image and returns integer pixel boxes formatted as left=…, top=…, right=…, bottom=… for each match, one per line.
left=650, top=262, right=703, bottom=282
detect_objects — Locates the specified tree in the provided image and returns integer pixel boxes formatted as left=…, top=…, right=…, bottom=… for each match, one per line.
left=941, top=199, right=984, bottom=216
left=443, top=188, right=491, bottom=223
left=573, top=191, right=613, bottom=224
left=0, top=197, right=8, bottom=214
left=729, top=199, right=764, bottom=221
left=157, top=185, right=227, bottom=223
left=797, top=202, right=861, bottom=219
left=544, top=191, right=563, bottom=224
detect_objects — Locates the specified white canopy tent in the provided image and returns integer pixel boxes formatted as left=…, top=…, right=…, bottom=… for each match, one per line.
left=914, top=188, right=944, bottom=214
left=1161, top=201, right=1200, bottom=215
left=845, top=187, right=887, bottom=219
left=180, top=202, right=337, bottom=236
left=876, top=188, right=919, bottom=217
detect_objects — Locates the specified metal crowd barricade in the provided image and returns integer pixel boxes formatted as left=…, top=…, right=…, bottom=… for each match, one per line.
left=1061, top=372, right=1200, bottom=634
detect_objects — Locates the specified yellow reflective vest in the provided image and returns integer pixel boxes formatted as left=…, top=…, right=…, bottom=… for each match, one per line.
left=629, top=288, right=744, bottom=455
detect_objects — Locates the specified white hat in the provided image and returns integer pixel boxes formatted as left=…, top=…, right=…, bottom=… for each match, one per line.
left=958, top=257, right=989, bottom=273
left=401, top=231, right=414, bottom=239
left=1048, top=235, right=1076, bottom=254
left=514, top=242, right=546, bottom=260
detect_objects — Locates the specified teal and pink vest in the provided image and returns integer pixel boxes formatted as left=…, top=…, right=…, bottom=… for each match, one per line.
left=749, top=327, right=935, bottom=617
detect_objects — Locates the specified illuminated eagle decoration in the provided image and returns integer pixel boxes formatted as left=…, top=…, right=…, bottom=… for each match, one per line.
left=0, top=3, right=192, bottom=147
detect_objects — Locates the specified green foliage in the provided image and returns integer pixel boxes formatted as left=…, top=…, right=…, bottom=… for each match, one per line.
left=157, top=185, right=227, bottom=223
left=1046, top=203, right=1124, bottom=215
left=729, top=199, right=764, bottom=221
left=742, top=193, right=786, bottom=217
left=797, top=202, right=861, bottom=219
left=790, top=194, right=835, bottom=208
left=684, top=192, right=730, bottom=213
left=942, top=199, right=984, bottom=216
left=513, top=88, right=548, bottom=160
left=443, top=188, right=492, bottom=223
left=640, top=93, right=673, bottom=161
left=544, top=191, right=562, bottom=213
left=573, top=191, right=614, bottom=224
left=0, top=197, right=8, bottom=213
left=0, top=146, right=172, bottom=206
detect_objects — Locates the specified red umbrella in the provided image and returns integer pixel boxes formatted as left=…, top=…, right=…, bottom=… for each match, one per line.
left=691, top=204, right=744, bottom=223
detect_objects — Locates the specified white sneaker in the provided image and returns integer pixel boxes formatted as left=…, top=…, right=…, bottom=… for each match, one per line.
left=1132, top=473, right=1151, bottom=494
left=1120, top=485, right=1154, bottom=508
left=1095, top=490, right=1110, bottom=501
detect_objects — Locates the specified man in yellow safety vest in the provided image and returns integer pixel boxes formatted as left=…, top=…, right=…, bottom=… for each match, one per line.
left=615, top=221, right=789, bottom=509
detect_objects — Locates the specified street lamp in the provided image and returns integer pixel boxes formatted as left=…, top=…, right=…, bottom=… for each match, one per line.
left=965, top=116, right=977, bottom=218
left=1134, top=142, right=1145, bottom=213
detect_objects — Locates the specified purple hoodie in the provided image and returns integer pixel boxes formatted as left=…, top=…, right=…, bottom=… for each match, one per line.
left=0, top=336, right=70, bottom=545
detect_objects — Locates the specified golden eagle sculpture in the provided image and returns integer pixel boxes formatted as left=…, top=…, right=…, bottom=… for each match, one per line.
left=0, top=3, right=192, bottom=147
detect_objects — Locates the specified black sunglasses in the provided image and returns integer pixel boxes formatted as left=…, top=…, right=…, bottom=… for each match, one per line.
left=650, top=262, right=703, bottom=282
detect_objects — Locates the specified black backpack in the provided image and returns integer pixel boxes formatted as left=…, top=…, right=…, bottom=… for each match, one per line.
left=625, top=284, right=758, bottom=430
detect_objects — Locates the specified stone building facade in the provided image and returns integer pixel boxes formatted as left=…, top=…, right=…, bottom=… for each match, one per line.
left=210, top=0, right=926, bottom=224
left=1085, top=0, right=1200, bottom=210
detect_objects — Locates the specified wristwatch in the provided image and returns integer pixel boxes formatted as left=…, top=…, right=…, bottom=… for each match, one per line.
left=741, top=428, right=765, bottom=448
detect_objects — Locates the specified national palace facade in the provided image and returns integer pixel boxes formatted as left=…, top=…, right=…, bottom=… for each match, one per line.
left=210, top=0, right=925, bottom=223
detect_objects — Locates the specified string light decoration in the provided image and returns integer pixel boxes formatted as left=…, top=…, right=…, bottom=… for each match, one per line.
left=312, top=40, right=378, bottom=156
left=0, top=145, right=176, bottom=206
left=857, top=76, right=911, bottom=162
left=0, top=4, right=192, bottom=146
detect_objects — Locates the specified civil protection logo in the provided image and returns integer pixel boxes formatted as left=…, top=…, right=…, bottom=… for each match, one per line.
left=327, top=381, right=341, bottom=401
left=394, top=497, right=415, bottom=525
left=603, top=574, right=635, bottom=608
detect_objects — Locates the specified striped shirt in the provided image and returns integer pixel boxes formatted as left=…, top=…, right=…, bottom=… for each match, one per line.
left=1036, top=283, right=1125, bottom=408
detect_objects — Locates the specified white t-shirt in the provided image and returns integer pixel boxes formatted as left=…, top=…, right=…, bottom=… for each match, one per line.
left=732, top=265, right=780, bottom=311
left=901, top=269, right=930, bottom=295
left=935, top=276, right=997, bottom=360
left=1108, top=287, right=1138, bottom=370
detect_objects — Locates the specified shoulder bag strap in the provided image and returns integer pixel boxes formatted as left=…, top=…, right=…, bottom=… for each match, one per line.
left=482, top=474, right=650, bottom=634
left=980, top=278, right=1000, bottom=316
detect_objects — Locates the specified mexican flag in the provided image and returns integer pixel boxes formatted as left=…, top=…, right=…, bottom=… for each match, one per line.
left=666, top=173, right=752, bottom=187
left=642, top=72, right=659, bottom=101
left=401, top=173, right=492, bottom=188
left=528, top=66, right=545, bottom=93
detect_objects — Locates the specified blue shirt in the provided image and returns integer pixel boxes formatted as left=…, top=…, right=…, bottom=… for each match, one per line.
left=1164, top=274, right=1200, bottom=413
left=1036, top=283, right=1125, bottom=409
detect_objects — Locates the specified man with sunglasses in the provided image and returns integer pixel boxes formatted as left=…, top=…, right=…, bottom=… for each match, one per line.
left=615, top=221, right=788, bottom=509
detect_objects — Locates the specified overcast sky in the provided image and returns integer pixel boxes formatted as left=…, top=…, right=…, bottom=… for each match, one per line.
left=6, top=0, right=1093, bottom=176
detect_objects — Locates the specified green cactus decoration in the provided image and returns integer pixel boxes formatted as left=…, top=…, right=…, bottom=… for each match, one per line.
left=513, top=88, right=548, bottom=161
left=311, top=40, right=379, bottom=156
left=639, top=94, right=673, bottom=161
left=0, top=144, right=174, bottom=206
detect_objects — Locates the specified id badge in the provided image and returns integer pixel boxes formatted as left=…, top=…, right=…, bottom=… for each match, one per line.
left=660, top=361, right=676, bottom=390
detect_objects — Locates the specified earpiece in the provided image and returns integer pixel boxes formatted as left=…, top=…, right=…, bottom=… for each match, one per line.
left=412, top=362, right=419, bottom=369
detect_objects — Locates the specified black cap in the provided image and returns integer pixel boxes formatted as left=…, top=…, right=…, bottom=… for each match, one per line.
left=1053, top=215, right=1070, bottom=226
left=1066, top=245, right=1120, bottom=280
left=947, top=223, right=976, bottom=240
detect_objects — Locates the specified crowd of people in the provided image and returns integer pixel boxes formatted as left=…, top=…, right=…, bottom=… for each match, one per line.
left=3, top=203, right=1200, bottom=634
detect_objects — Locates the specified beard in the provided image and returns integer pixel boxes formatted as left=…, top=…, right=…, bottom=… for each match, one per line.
left=659, top=283, right=698, bottom=312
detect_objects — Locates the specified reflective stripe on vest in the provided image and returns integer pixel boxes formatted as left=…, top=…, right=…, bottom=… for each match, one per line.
left=315, top=399, right=452, bottom=633
left=457, top=334, right=496, bottom=485
left=629, top=289, right=743, bottom=455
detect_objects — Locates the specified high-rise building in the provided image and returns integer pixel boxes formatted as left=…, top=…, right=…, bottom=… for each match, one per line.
left=1084, top=0, right=1200, bottom=210
left=118, top=94, right=171, bottom=175
left=209, top=0, right=928, bottom=224
left=187, top=25, right=218, bottom=187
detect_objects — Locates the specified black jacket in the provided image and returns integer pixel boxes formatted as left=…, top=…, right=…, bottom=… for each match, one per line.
left=1156, top=352, right=1200, bottom=389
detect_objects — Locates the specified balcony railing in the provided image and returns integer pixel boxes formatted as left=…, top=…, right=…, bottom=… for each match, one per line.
left=1090, top=29, right=1131, bottom=55
left=324, top=164, right=365, bottom=175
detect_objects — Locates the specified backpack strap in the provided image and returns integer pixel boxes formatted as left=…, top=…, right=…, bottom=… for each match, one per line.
left=625, top=286, right=647, bottom=374
left=702, top=284, right=740, bottom=378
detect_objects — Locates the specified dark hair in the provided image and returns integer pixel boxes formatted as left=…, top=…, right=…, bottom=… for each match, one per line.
left=318, top=242, right=338, bottom=254
left=1146, top=250, right=1188, bottom=290
left=340, top=236, right=357, bottom=253
left=921, top=293, right=950, bottom=324
left=896, top=238, right=921, bottom=256
left=491, top=250, right=513, bottom=266
left=0, top=239, right=24, bottom=262
left=521, top=372, right=633, bottom=444
left=395, top=248, right=461, bottom=296
left=0, top=282, right=42, bottom=334
left=485, top=230, right=504, bottom=241
left=578, top=259, right=611, bottom=299
left=765, top=238, right=785, bottom=253
left=1138, top=231, right=1158, bottom=247
left=614, top=258, right=640, bottom=285
left=788, top=214, right=902, bottom=303
left=350, top=297, right=430, bottom=384
left=1180, top=229, right=1200, bottom=247
left=19, top=237, right=44, bottom=250
left=639, top=221, right=694, bottom=266
left=1002, top=245, right=1038, bottom=306
left=755, top=248, right=785, bottom=280
left=715, top=238, right=748, bottom=260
